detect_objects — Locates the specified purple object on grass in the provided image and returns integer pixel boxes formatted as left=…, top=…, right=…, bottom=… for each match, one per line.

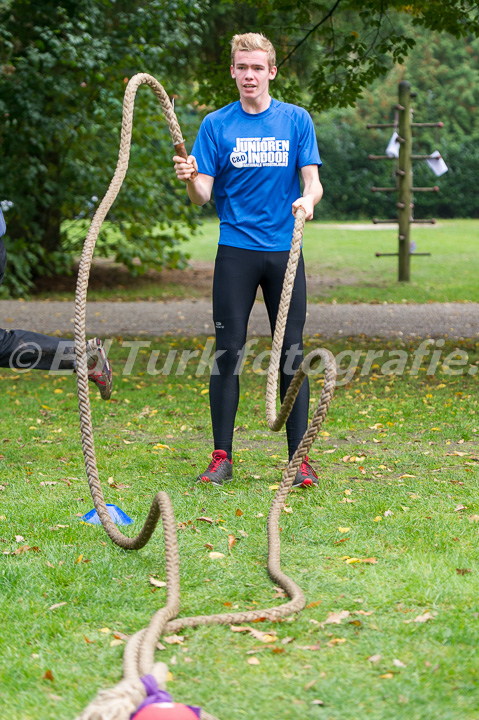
left=130, top=675, right=201, bottom=718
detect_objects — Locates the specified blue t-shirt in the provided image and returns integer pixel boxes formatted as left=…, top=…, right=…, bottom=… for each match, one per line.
left=191, top=99, right=321, bottom=251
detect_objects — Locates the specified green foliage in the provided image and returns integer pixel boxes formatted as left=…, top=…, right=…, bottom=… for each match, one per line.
left=196, top=0, right=479, bottom=112
left=0, top=0, right=204, bottom=296
left=317, top=26, right=479, bottom=220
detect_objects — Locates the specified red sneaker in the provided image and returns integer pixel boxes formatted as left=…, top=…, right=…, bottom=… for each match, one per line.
left=292, top=456, right=318, bottom=488
left=197, top=450, right=233, bottom=486
left=86, top=338, right=112, bottom=401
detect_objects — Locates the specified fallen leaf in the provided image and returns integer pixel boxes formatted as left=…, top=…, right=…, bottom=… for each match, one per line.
left=98, top=627, right=111, bottom=634
left=456, top=568, right=472, bottom=575
left=306, top=600, right=322, bottom=609
left=110, top=638, right=124, bottom=647
left=454, top=504, right=467, bottom=512
left=48, top=602, right=67, bottom=611
left=257, top=633, right=276, bottom=643
left=13, top=545, right=40, bottom=555
left=84, top=636, right=95, bottom=644
left=380, top=673, right=394, bottom=679
left=204, top=543, right=214, bottom=550
left=209, top=551, right=225, bottom=559
left=15, top=535, right=25, bottom=542
left=399, top=474, right=416, bottom=479
left=311, top=699, right=324, bottom=706
left=393, top=659, right=407, bottom=668
left=232, top=625, right=277, bottom=643
left=304, top=680, right=317, bottom=690
left=42, top=670, right=54, bottom=681
left=468, top=515, right=479, bottom=523
left=149, top=577, right=167, bottom=588
left=326, top=638, right=346, bottom=646
left=404, top=612, right=435, bottom=624
left=323, top=610, right=350, bottom=625
left=268, top=484, right=279, bottom=490
left=163, top=635, right=184, bottom=645
left=228, top=534, right=236, bottom=551
left=76, top=554, right=83, bottom=564
left=338, top=527, right=350, bottom=533
left=367, top=654, right=382, bottom=663
left=196, top=516, right=213, bottom=524
left=247, top=657, right=260, bottom=665
left=236, top=508, right=243, bottom=517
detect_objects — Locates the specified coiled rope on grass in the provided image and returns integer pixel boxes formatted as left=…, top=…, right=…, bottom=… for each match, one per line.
left=74, top=73, right=337, bottom=720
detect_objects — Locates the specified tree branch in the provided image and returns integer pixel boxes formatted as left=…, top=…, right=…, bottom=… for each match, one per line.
left=277, top=0, right=343, bottom=69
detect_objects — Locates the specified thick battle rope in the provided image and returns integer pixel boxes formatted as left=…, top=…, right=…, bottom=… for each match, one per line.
left=74, top=73, right=337, bottom=720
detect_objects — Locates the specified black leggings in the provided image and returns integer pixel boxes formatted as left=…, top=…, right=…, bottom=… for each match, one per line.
left=0, top=240, right=76, bottom=371
left=210, top=245, right=309, bottom=461
left=0, top=328, right=75, bottom=371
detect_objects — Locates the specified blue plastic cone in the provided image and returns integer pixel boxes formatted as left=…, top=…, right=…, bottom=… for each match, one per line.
left=81, top=504, right=133, bottom=526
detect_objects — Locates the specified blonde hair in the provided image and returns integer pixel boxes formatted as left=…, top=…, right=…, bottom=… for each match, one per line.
left=230, top=33, right=276, bottom=69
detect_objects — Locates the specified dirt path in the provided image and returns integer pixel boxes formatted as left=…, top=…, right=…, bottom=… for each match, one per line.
left=1, top=298, right=478, bottom=339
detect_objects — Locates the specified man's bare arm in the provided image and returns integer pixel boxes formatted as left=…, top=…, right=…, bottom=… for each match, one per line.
left=292, top=164, right=323, bottom=220
left=173, top=155, right=214, bottom=206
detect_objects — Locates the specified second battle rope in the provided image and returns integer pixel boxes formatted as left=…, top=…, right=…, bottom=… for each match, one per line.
left=74, top=73, right=337, bottom=720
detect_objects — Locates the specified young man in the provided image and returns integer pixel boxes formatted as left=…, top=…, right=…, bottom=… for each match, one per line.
left=0, top=207, right=112, bottom=398
left=173, top=32, right=323, bottom=487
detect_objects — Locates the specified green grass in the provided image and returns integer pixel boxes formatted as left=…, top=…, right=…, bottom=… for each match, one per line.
left=176, top=217, right=479, bottom=304
left=1, top=335, right=479, bottom=720
left=41, top=218, right=479, bottom=304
